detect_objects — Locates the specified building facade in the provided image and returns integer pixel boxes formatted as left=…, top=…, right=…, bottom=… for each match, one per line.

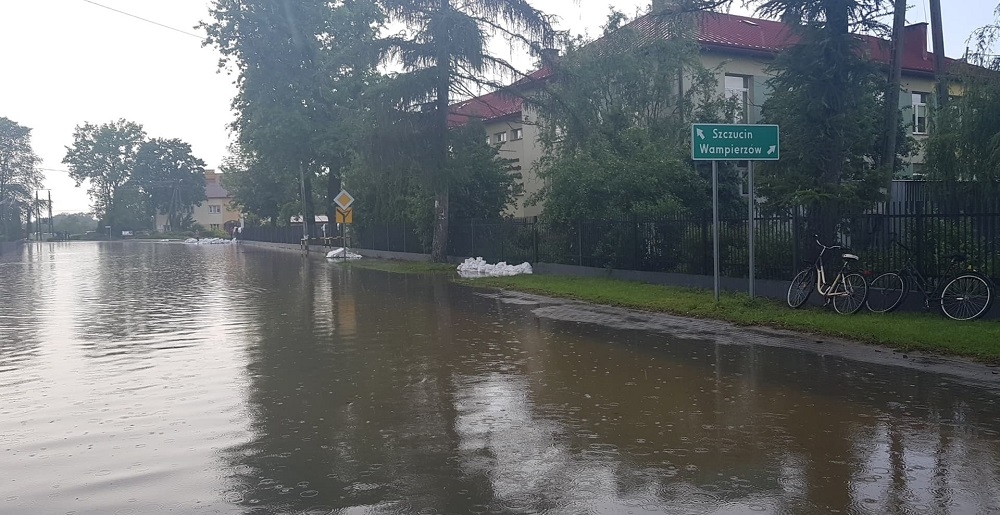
left=154, top=170, right=242, bottom=234
left=448, top=12, right=959, bottom=217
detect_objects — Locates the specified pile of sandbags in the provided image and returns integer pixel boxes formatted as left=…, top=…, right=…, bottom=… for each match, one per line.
left=457, top=257, right=533, bottom=277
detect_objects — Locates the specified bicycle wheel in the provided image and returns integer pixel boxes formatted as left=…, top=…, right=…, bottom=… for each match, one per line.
left=940, top=273, right=993, bottom=321
left=833, top=272, right=869, bottom=314
left=787, top=268, right=814, bottom=308
left=866, top=272, right=907, bottom=313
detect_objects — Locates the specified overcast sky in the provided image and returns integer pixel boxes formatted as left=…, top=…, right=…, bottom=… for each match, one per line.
left=0, top=0, right=995, bottom=214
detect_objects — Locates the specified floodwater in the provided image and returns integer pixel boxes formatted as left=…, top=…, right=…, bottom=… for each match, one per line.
left=2, top=242, right=1000, bottom=514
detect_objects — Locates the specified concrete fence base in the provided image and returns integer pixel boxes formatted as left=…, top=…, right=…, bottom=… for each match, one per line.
left=241, top=241, right=998, bottom=319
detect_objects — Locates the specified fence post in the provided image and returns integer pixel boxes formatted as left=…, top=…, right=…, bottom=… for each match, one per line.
left=470, top=219, right=475, bottom=257
left=402, top=219, right=407, bottom=253
left=915, top=201, right=925, bottom=275
left=791, top=207, right=800, bottom=274
left=578, top=221, right=583, bottom=266
left=532, top=218, right=539, bottom=264
left=702, top=211, right=710, bottom=275
left=633, top=217, right=640, bottom=270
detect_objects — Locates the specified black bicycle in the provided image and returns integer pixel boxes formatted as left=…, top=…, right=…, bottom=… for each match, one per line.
left=787, top=236, right=869, bottom=314
left=865, top=240, right=994, bottom=321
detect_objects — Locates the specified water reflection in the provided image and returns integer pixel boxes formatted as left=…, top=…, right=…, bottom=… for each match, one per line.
left=2, top=242, right=1000, bottom=514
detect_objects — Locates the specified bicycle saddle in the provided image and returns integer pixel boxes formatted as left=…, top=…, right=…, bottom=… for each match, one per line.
left=950, top=254, right=967, bottom=263
left=842, top=253, right=859, bottom=261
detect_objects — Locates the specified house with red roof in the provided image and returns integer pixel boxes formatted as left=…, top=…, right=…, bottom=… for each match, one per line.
left=154, top=170, right=243, bottom=235
left=450, top=11, right=960, bottom=217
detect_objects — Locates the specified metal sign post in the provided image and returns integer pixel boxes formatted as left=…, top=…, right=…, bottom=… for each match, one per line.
left=748, top=161, right=755, bottom=299
left=712, top=161, right=721, bottom=302
left=692, top=124, right=779, bottom=301
left=334, top=190, right=355, bottom=260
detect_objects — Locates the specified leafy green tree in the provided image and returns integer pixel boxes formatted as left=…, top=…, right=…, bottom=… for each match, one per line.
left=375, top=0, right=556, bottom=261
left=51, top=212, right=98, bottom=235
left=131, top=138, right=208, bottom=231
left=219, top=145, right=296, bottom=225
left=532, top=9, right=729, bottom=222
left=749, top=0, right=901, bottom=240
left=0, top=117, right=42, bottom=241
left=62, top=119, right=146, bottom=230
left=923, top=3, right=1000, bottom=188
left=203, top=0, right=384, bottom=230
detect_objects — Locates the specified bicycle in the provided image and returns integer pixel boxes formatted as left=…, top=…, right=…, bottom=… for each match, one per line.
left=865, top=240, right=994, bottom=321
left=786, top=236, right=869, bottom=314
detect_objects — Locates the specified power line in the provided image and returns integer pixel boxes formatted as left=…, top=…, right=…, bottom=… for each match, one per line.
left=80, top=0, right=203, bottom=40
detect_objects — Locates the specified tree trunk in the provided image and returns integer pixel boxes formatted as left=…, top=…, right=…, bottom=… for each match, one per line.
left=823, top=2, right=850, bottom=190
left=929, top=0, right=948, bottom=108
left=882, top=0, right=907, bottom=189
left=430, top=0, right=451, bottom=263
left=431, top=190, right=449, bottom=261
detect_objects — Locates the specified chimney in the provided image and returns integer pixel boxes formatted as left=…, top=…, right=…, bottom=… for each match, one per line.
left=904, top=22, right=928, bottom=60
left=539, top=48, right=560, bottom=67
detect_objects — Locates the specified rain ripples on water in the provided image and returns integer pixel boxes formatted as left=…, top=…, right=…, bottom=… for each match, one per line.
left=2, top=241, right=1000, bottom=513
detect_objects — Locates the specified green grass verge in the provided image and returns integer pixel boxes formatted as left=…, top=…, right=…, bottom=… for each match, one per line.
left=458, top=274, right=1000, bottom=362
left=344, top=259, right=457, bottom=274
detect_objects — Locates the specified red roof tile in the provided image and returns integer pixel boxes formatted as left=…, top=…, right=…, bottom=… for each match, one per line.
left=448, top=66, right=552, bottom=126
left=695, top=12, right=949, bottom=75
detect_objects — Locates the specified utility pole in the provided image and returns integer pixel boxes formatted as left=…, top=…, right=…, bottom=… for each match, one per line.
left=48, top=191, right=54, bottom=238
left=929, top=0, right=948, bottom=108
left=35, top=190, right=40, bottom=241
left=299, top=161, right=309, bottom=251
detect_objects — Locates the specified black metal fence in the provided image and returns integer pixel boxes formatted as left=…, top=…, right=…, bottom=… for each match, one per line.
left=444, top=201, right=1000, bottom=282
left=241, top=198, right=1000, bottom=283
left=240, top=225, right=323, bottom=245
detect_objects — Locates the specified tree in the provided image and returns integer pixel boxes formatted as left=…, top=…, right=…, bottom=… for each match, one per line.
left=531, top=9, right=731, bottom=222
left=131, top=138, right=208, bottom=231
left=63, top=119, right=146, bottom=230
left=923, top=66, right=1000, bottom=204
left=376, top=0, right=557, bottom=261
left=218, top=144, right=296, bottom=225
left=203, top=0, right=384, bottom=230
left=0, top=117, right=42, bottom=241
left=749, top=0, right=901, bottom=241
left=51, top=212, right=98, bottom=235
left=924, top=1, right=1000, bottom=183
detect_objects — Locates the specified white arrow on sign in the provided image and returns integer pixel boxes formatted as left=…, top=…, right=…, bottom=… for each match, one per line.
left=767, top=145, right=776, bottom=155
left=696, top=128, right=705, bottom=140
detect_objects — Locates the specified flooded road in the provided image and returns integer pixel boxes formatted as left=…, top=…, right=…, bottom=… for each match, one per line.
left=2, top=242, right=1000, bottom=514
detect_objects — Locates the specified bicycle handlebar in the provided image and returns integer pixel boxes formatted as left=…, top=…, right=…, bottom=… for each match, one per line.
left=813, top=234, right=841, bottom=250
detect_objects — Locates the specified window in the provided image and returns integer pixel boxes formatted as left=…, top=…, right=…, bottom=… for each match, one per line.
left=210, top=224, right=220, bottom=230
left=511, top=128, right=523, bottom=140
left=494, top=131, right=507, bottom=144
left=725, top=75, right=751, bottom=124
left=912, top=92, right=929, bottom=134
left=209, top=205, right=221, bottom=214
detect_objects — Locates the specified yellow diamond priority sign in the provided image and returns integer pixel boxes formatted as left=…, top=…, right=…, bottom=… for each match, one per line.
left=334, top=190, right=355, bottom=210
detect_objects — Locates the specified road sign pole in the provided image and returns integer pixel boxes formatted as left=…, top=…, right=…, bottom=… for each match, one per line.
left=299, top=161, right=308, bottom=254
left=748, top=161, right=755, bottom=299
left=712, top=160, right=720, bottom=302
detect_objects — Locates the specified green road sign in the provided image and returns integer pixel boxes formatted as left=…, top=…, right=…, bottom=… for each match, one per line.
left=691, top=124, right=779, bottom=161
